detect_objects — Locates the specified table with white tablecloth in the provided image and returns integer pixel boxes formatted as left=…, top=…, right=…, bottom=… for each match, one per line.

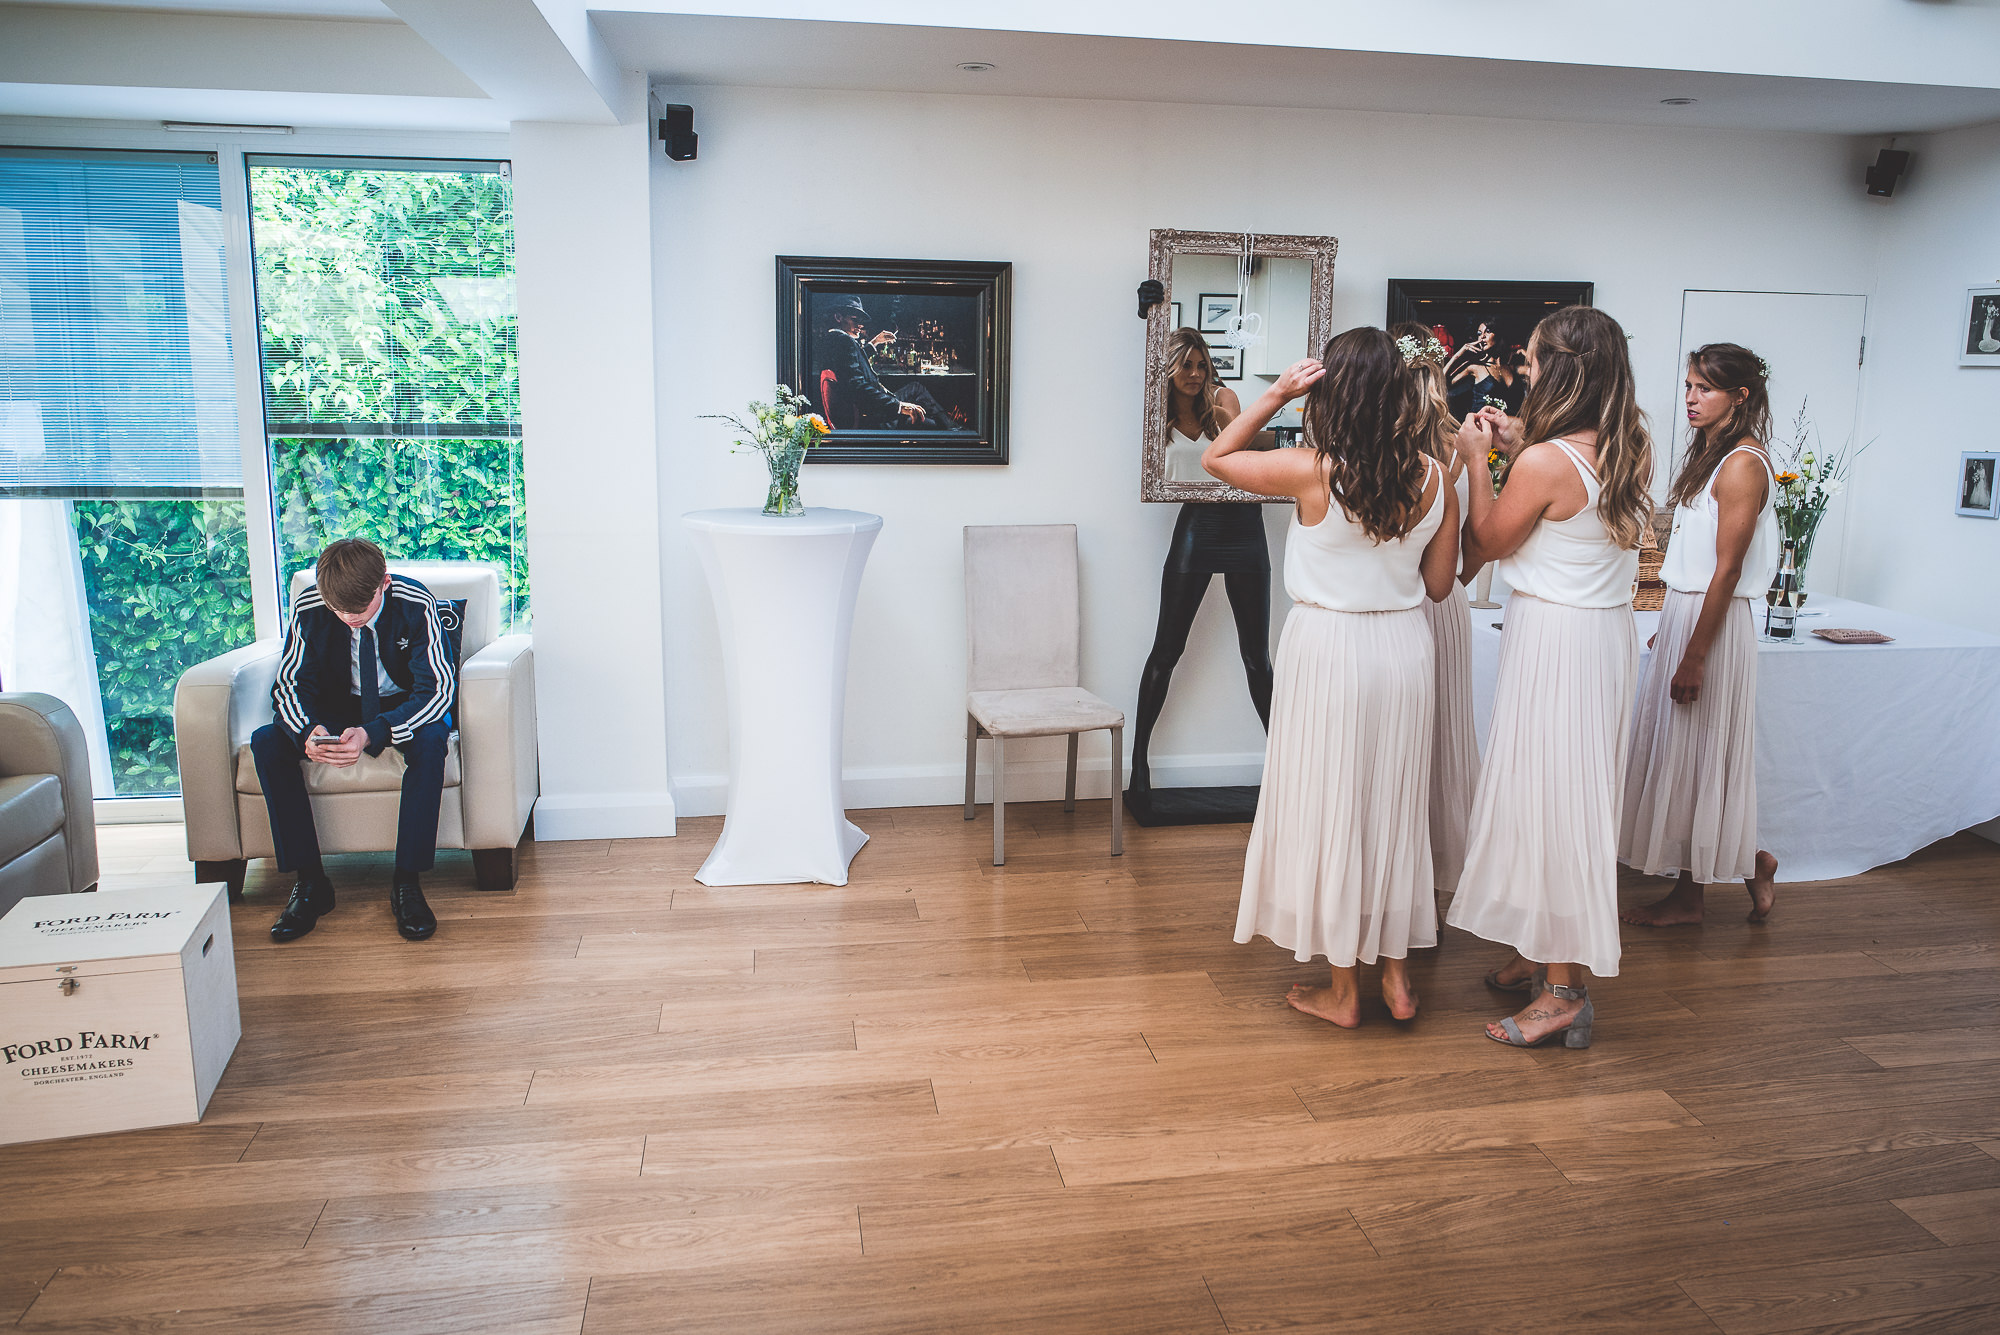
left=1469, top=593, right=2000, bottom=883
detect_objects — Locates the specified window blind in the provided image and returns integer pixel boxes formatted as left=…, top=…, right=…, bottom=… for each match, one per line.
left=0, top=148, right=241, bottom=495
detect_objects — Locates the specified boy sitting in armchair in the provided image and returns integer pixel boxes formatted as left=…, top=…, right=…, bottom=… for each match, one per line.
left=253, top=538, right=454, bottom=942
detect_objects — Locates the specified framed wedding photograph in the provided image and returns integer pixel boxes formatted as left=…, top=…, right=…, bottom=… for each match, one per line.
left=1197, top=293, right=1239, bottom=334
left=1957, top=451, right=1998, bottom=517
left=776, top=254, right=1012, bottom=465
left=1959, top=287, right=2000, bottom=367
left=1386, top=278, right=1594, bottom=420
left=1207, top=344, right=1243, bottom=381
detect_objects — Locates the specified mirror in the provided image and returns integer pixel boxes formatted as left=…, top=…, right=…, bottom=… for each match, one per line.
left=1140, top=230, right=1338, bottom=503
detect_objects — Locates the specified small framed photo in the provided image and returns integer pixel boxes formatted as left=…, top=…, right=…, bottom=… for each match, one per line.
left=1961, top=287, right=2000, bottom=367
left=1197, top=293, right=1239, bottom=334
left=1169, top=301, right=1183, bottom=332
left=1957, top=451, right=1998, bottom=517
left=1207, top=344, right=1243, bottom=381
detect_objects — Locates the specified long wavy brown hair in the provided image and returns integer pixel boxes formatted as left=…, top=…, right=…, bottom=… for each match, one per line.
left=1301, top=326, right=1429, bottom=542
left=1389, top=319, right=1456, bottom=463
left=1670, top=342, right=1773, bottom=506
left=1161, top=327, right=1223, bottom=440
left=1518, top=306, right=1655, bottom=550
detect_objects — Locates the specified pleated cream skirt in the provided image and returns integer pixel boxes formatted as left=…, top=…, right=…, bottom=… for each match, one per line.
left=1423, top=584, right=1478, bottom=893
left=1236, top=603, right=1437, bottom=967
left=1447, top=593, right=1637, bottom=977
left=1619, top=590, right=1759, bottom=883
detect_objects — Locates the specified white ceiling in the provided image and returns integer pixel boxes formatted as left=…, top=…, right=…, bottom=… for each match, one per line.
left=604, top=13, right=2000, bottom=137
left=19, top=0, right=395, bottom=17
left=2, top=2, right=1998, bottom=136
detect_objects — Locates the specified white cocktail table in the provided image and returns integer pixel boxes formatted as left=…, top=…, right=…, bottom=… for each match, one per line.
left=684, top=508, right=883, bottom=886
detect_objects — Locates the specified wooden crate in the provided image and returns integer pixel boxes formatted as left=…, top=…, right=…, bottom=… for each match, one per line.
left=0, top=884, right=240, bottom=1146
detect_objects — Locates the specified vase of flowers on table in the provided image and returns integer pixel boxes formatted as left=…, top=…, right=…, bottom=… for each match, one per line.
left=1769, top=401, right=1867, bottom=598
left=705, top=385, right=832, bottom=517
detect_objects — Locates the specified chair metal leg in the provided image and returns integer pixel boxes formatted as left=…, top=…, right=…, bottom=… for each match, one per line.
left=1064, top=733, right=1079, bottom=813
left=992, top=735, right=1006, bottom=867
left=964, top=714, right=979, bottom=821
left=1109, top=725, right=1124, bottom=857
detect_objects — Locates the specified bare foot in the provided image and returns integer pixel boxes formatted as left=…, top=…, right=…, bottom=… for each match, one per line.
left=1746, top=850, right=1778, bottom=924
left=1286, top=983, right=1362, bottom=1029
left=1621, top=878, right=1706, bottom=927
left=1485, top=990, right=1586, bottom=1045
left=1381, top=965, right=1419, bottom=1021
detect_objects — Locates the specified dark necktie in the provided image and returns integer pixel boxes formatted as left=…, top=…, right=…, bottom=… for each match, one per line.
left=358, top=625, right=380, bottom=724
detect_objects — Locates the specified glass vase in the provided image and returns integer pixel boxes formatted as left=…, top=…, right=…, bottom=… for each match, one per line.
left=762, top=443, right=805, bottom=517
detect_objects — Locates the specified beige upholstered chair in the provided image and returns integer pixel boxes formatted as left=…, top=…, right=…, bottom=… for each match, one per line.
left=962, top=525, right=1124, bottom=866
left=173, top=561, right=537, bottom=898
left=0, top=693, right=99, bottom=915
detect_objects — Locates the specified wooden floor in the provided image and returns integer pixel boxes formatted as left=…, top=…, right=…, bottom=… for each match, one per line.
left=6, top=808, right=2000, bottom=1333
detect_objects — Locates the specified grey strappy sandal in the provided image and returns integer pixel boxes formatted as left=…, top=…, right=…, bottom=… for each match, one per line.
left=1487, top=981, right=1593, bottom=1049
left=1482, top=961, right=1545, bottom=995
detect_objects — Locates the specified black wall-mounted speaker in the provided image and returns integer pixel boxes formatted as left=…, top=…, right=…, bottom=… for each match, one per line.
left=1865, top=148, right=1910, bottom=198
left=658, top=104, right=697, bottom=162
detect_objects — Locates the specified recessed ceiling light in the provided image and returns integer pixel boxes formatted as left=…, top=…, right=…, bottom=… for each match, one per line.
left=956, top=62, right=997, bottom=73
left=1659, top=97, right=1698, bottom=106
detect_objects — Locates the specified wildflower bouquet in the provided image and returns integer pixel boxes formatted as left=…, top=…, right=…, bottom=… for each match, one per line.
left=705, top=385, right=832, bottom=517
left=1768, top=401, right=1866, bottom=584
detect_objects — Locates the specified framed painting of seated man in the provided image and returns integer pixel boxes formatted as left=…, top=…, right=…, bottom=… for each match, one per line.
left=776, top=255, right=1012, bottom=465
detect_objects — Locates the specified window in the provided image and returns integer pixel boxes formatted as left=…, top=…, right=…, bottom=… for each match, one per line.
left=246, top=157, right=526, bottom=629
left=0, top=148, right=253, bottom=798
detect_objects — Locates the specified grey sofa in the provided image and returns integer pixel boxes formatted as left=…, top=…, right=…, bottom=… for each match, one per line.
left=0, top=692, right=100, bottom=916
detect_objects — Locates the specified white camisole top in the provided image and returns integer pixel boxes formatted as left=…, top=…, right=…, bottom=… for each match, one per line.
left=1164, top=428, right=1210, bottom=483
left=1497, top=438, right=1639, bottom=609
left=1660, top=444, right=1779, bottom=598
left=1285, top=457, right=1446, bottom=613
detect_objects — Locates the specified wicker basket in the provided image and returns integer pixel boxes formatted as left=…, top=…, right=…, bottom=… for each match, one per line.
left=1633, top=504, right=1672, bottom=611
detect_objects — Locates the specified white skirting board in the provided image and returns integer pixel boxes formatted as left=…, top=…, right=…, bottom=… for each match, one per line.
left=531, top=791, right=678, bottom=841
left=670, top=750, right=1268, bottom=821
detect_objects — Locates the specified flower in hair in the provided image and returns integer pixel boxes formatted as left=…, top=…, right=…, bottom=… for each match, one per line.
left=1756, top=357, right=1771, bottom=378
left=1396, top=334, right=1448, bottom=366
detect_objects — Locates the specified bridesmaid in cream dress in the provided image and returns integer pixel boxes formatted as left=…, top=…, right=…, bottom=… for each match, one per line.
left=1391, top=321, right=1479, bottom=901
left=1620, top=343, right=1781, bottom=925
left=1207, top=327, right=1460, bottom=1029
left=1449, top=306, right=1655, bottom=1049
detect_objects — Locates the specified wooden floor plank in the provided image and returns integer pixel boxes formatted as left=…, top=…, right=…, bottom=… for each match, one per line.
left=1679, top=1241, right=2000, bottom=1334
left=1890, top=1184, right=2000, bottom=1245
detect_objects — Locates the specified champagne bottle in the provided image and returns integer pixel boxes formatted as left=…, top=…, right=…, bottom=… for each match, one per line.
left=1765, top=540, right=1799, bottom=640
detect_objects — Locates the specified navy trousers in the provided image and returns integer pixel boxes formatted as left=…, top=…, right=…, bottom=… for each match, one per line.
left=250, top=691, right=449, bottom=876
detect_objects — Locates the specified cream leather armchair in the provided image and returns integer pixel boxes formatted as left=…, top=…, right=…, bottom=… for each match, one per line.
left=173, top=562, right=537, bottom=899
left=0, top=692, right=99, bottom=916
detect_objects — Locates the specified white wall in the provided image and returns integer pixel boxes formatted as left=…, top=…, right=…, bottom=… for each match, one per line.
left=513, top=104, right=677, bottom=837
left=1847, top=120, right=2000, bottom=635
left=645, top=85, right=1881, bottom=817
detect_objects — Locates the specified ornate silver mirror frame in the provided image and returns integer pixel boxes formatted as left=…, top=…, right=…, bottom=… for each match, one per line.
left=1141, top=228, right=1339, bottom=503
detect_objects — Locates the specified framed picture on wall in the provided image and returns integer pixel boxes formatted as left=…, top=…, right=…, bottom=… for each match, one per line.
left=1169, top=301, right=1183, bottom=332
left=1960, top=287, right=2000, bottom=367
left=1386, top=278, right=1594, bottom=421
left=1197, top=293, right=1239, bottom=334
left=1207, top=345, right=1243, bottom=381
left=776, top=255, right=1012, bottom=465
left=1957, top=451, right=1998, bottom=517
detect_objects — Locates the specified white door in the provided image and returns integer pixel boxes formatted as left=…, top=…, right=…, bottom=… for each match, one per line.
left=1674, top=291, right=1868, bottom=595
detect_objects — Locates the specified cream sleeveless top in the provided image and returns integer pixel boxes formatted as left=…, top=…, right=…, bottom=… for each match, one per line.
left=1497, top=438, right=1639, bottom=609
left=1660, top=443, right=1779, bottom=598
left=1285, top=458, right=1446, bottom=613
left=1164, top=428, right=1210, bottom=483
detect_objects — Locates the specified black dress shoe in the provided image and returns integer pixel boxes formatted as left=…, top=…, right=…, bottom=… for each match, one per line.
left=270, top=873, right=335, bottom=942
left=391, top=877, right=436, bottom=941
